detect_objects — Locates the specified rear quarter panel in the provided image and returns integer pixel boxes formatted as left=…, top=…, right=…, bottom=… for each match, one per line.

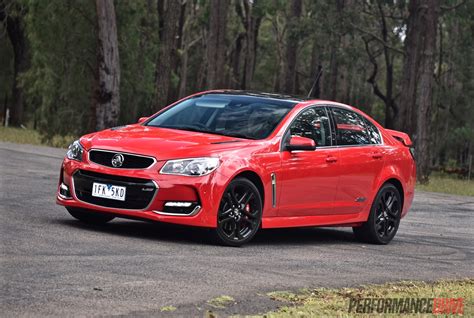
left=372, top=130, right=416, bottom=219
left=342, top=106, right=416, bottom=220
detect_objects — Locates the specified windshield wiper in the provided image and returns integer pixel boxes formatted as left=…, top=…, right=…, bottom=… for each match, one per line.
left=158, top=125, right=257, bottom=140
left=218, top=131, right=257, bottom=140
left=158, top=125, right=212, bottom=133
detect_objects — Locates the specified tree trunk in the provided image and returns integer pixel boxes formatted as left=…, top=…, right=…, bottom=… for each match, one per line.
left=415, top=0, right=440, bottom=183
left=153, top=0, right=181, bottom=110
left=94, top=0, right=120, bottom=131
left=178, top=1, right=203, bottom=97
left=241, top=0, right=262, bottom=90
left=130, top=0, right=155, bottom=120
left=398, top=0, right=440, bottom=183
left=384, top=55, right=397, bottom=129
left=272, top=15, right=285, bottom=92
left=362, top=1, right=399, bottom=129
left=397, top=0, right=421, bottom=136
left=282, top=0, right=302, bottom=94
left=326, top=42, right=339, bottom=100
left=168, top=0, right=187, bottom=103
left=309, top=38, right=323, bottom=98
left=0, top=2, right=28, bottom=127
left=325, top=0, right=348, bottom=101
left=178, top=0, right=190, bottom=98
left=336, top=1, right=352, bottom=103
left=206, top=0, right=229, bottom=89
left=231, top=32, right=245, bottom=89
left=197, top=35, right=207, bottom=91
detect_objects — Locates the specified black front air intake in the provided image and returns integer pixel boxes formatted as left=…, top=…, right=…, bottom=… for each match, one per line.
left=73, top=170, right=157, bottom=210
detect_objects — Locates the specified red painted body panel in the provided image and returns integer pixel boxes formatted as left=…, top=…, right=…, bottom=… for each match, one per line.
left=334, top=145, right=385, bottom=214
left=278, top=148, right=339, bottom=216
left=57, top=91, right=416, bottom=230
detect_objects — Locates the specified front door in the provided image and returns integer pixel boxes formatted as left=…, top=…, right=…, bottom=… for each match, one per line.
left=278, top=107, right=340, bottom=216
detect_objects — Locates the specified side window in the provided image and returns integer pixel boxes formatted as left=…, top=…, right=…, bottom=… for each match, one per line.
left=364, top=118, right=382, bottom=144
left=331, top=108, right=370, bottom=145
left=289, top=107, right=331, bottom=146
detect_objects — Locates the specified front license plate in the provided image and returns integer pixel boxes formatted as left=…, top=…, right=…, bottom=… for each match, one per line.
left=92, top=182, right=126, bottom=201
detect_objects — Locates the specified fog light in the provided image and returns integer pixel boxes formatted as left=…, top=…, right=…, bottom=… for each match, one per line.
left=164, top=202, right=193, bottom=208
left=59, top=183, right=72, bottom=199
left=159, top=201, right=200, bottom=215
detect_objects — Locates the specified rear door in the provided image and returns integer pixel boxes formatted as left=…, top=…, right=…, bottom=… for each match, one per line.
left=329, top=107, right=385, bottom=214
left=278, top=106, right=340, bottom=216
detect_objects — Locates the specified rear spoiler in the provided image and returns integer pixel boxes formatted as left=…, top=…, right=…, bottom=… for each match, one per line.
left=385, top=129, right=413, bottom=147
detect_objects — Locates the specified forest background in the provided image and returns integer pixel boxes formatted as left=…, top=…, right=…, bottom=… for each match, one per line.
left=1, top=0, right=473, bottom=184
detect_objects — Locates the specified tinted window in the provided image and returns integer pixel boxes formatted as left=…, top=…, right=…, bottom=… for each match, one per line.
left=364, top=118, right=382, bottom=144
left=331, top=108, right=370, bottom=145
left=289, top=107, right=331, bottom=146
left=146, top=94, right=296, bottom=140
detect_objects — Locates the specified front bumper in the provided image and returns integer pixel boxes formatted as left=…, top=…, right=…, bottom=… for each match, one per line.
left=56, top=156, right=224, bottom=228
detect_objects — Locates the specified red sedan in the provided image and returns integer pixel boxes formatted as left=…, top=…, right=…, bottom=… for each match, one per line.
left=57, top=91, right=416, bottom=246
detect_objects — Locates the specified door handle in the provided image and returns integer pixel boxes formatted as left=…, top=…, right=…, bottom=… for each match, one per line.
left=372, top=152, right=383, bottom=159
left=326, top=156, right=338, bottom=163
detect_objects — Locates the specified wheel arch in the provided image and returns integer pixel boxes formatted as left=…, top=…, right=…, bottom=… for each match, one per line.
left=232, top=170, right=265, bottom=207
left=380, top=177, right=405, bottom=211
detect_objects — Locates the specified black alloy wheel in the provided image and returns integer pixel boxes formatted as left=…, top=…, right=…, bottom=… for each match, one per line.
left=353, top=183, right=401, bottom=244
left=67, top=207, right=115, bottom=225
left=215, top=178, right=262, bottom=247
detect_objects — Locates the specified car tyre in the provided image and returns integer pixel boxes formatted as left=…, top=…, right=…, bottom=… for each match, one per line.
left=353, top=183, right=401, bottom=244
left=66, top=207, right=115, bottom=225
left=214, top=178, right=262, bottom=247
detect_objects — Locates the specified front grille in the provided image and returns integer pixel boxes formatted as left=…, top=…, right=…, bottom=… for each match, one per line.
left=73, top=170, right=157, bottom=209
left=89, top=150, right=155, bottom=169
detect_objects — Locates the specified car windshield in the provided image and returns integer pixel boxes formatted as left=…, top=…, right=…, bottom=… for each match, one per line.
left=146, top=94, right=297, bottom=140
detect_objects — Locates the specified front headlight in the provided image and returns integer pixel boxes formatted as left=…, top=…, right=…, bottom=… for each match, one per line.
left=160, top=157, right=220, bottom=176
left=66, top=140, right=84, bottom=161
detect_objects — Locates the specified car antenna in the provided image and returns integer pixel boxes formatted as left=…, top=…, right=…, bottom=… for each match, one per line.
left=307, top=65, right=323, bottom=99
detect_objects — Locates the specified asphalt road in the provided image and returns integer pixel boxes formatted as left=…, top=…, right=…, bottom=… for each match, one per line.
left=1, top=141, right=473, bottom=317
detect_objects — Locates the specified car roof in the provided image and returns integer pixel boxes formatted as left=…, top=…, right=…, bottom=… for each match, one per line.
left=196, top=90, right=309, bottom=103
left=195, top=90, right=354, bottom=108
left=190, top=89, right=370, bottom=120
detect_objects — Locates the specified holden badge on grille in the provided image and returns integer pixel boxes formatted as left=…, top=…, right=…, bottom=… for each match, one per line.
left=111, top=153, right=124, bottom=168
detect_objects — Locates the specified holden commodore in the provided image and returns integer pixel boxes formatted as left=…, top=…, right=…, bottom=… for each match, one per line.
left=57, top=91, right=416, bottom=246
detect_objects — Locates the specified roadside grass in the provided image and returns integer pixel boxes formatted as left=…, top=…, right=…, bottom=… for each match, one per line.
left=160, top=305, right=177, bottom=312
left=207, top=295, right=235, bottom=309
left=0, top=126, right=42, bottom=145
left=417, top=173, right=474, bottom=197
left=0, top=126, right=74, bottom=148
left=245, top=279, right=473, bottom=318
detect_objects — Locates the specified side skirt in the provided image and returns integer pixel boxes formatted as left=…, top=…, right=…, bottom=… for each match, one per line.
left=261, top=213, right=367, bottom=229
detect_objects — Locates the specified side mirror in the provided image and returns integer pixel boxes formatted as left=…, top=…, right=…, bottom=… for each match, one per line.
left=138, top=117, right=149, bottom=124
left=286, top=136, right=316, bottom=151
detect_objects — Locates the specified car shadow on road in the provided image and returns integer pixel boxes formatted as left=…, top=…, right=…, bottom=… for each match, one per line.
left=55, top=218, right=358, bottom=246
left=252, top=227, right=356, bottom=245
